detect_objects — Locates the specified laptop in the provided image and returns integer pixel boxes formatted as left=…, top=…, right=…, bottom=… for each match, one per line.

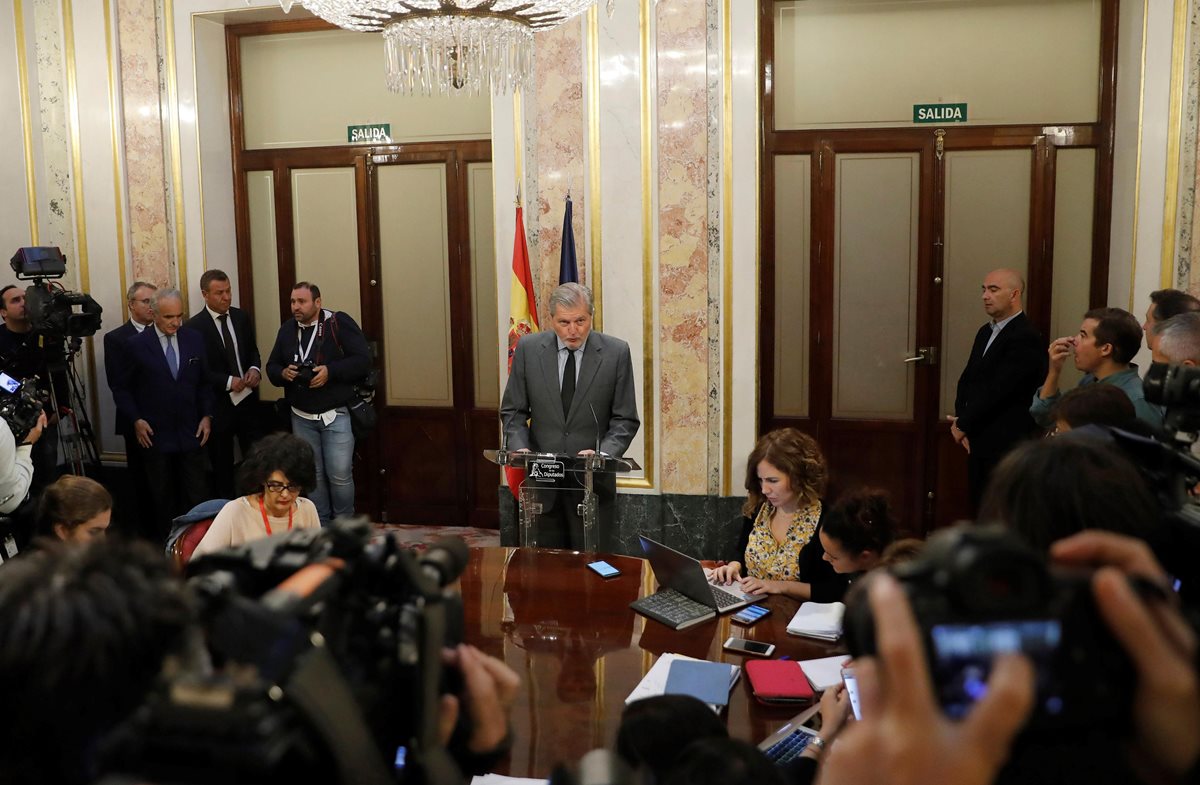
left=757, top=705, right=822, bottom=766
left=630, top=535, right=757, bottom=629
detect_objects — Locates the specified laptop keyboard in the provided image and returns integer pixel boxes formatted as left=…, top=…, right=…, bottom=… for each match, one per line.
left=635, top=589, right=714, bottom=624
left=762, top=728, right=815, bottom=764
left=710, top=584, right=745, bottom=609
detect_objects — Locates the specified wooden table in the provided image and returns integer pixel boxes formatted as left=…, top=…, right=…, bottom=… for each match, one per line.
left=459, top=546, right=845, bottom=778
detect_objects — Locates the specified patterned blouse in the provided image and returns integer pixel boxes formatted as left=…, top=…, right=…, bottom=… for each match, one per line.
left=744, top=499, right=823, bottom=581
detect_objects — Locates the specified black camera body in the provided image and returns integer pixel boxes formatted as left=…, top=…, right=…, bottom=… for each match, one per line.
left=0, top=376, right=44, bottom=442
left=104, top=518, right=471, bottom=785
left=843, top=524, right=1133, bottom=729
left=294, top=360, right=316, bottom=386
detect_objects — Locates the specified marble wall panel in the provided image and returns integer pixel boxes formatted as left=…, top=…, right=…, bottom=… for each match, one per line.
left=1186, top=0, right=1200, bottom=291
left=32, top=0, right=76, bottom=276
left=117, top=0, right=170, bottom=286
left=532, top=19, right=586, bottom=326
left=656, top=0, right=709, bottom=493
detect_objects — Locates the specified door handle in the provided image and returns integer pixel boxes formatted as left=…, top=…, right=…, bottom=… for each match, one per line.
left=903, top=347, right=939, bottom=366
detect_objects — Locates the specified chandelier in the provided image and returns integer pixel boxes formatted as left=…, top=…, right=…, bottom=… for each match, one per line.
left=271, top=1, right=602, bottom=96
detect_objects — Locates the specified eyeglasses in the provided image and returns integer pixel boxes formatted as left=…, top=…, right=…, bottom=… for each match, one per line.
left=264, top=481, right=303, bottom=494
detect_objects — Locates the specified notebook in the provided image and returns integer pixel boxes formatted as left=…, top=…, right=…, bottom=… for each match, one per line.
left=626, top=652, right=741, bottom=712
left=786, top=601, right=846, bottom=640
left=744, top=659, right=816, bottom=705
left=798, top=654, right=852, bottom=691
left=629, top=535, right=755, bottom=629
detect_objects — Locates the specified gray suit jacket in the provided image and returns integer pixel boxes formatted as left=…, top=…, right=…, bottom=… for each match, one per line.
left=500, top=330, right=640, bottom=457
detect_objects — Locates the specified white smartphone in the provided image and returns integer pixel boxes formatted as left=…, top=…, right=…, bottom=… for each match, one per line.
left=723, top=636, right=775, bottom=657
left=0, top=373, right=19, bottom=394
left=587, top=560, right=621, bottom=578
left=842, top=667, right=862, bottom=720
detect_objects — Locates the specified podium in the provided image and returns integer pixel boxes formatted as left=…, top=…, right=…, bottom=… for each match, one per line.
left=485, top=449, right=641, bottom=552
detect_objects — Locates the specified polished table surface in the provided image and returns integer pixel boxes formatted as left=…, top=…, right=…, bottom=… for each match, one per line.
left=460, top=546, right=845, bottom=778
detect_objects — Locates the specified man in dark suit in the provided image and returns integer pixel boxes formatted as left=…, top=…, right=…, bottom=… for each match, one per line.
left=501, top=282, right=640, bottom=549
left=185, top=269, right=263, bottom=499
left=103, top=281, right=157, bottom=537
left=951, top=268, right=1047, bottom=511
left=111, top=287, right=213, bottom=540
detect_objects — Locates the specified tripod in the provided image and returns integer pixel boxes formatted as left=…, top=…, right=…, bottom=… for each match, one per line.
left=45, top=336, right=102, bottom=477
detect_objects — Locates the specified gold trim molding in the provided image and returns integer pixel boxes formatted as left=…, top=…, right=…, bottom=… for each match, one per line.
left=586, top=6, right=603, bottom=329
left=1129, top=0, right=1149, bottom=310
left=104, top=0, right=129, bottom=318
left=163, top=0, right=189, bottom=309
left=1160, top=0, right=1188, bottom=288
left=15, top=0, right=38, bottom=244
left=721, top=0, right=733, bottom=496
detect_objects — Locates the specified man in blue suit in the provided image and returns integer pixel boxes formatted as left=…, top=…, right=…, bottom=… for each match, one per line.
left=112, top=287, right=213, bottom=540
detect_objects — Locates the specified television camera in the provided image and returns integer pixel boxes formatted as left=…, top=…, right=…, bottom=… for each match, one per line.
left=9, top=246, right=102, bottom=339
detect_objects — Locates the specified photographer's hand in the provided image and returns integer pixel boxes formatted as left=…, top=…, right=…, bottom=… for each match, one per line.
left=820, top=574, right=1034, bottom=785
left=282, top=364, right=299, bottom=383
left=134, top=419, right=154, bottom=449
left=439, top=644, right=520, bottom=754
left=21, top=412, right=47, bottom=445
left=196, top=416, right=212, bottom=447
left=1051, top=532, right=1200, bottom=779
left=309, top=365, right=329, bottom=389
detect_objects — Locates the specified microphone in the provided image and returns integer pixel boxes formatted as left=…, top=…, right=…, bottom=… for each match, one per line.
left=590, top=403, right=601, bottom=456
left=419, top=536, right=470, bottom=588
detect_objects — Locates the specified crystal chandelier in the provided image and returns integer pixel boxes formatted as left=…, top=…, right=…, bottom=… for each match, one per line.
left=274, top=1, right=601, bottom=96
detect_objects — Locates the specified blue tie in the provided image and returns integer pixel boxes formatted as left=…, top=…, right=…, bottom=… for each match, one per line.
left=165, top=335, right=179, bottom=379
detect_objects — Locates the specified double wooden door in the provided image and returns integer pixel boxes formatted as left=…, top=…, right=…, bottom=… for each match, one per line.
left=764, top=126, right=1106, bottom=533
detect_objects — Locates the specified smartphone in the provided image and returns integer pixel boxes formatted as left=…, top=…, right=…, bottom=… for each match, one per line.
left=587, top=560, right=621, bottom=578
left=842, top=667, right=862, bottom=720
left=929, top=619, right=1061, bottom=719
left=0, top=373, right=19, bottom=394
left=732, top=605, right=770, bottom=625
left=723, top=636, right=775, bottom=657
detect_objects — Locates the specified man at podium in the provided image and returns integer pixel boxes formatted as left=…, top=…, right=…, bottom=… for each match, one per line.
left=501, top=283, right=640, bottom=550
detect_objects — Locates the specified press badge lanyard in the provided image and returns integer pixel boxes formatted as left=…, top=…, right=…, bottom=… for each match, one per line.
left=259, top=495, right=294, bottom=536
left=295, top=318, right=324, bottom=364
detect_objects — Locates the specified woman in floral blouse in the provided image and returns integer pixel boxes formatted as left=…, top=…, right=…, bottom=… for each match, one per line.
left=712, top=428, right=848, bottom=602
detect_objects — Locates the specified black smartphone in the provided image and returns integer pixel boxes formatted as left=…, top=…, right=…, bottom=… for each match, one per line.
left=732, top=605, right=770, bottom=625
left=587, top=560, right=621, bottom=578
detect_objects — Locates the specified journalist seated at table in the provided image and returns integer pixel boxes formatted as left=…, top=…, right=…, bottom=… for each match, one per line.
left=191, top=433, right=321, bottom=559
left=34, top=475, right=112, bottom=545
left=711, top=428, right=845, bottom=601
left=819, top=488, right=898, bottom=583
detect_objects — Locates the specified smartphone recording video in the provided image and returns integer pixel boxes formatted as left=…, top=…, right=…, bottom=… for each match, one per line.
left=930, top=619, right=1061, bottom=719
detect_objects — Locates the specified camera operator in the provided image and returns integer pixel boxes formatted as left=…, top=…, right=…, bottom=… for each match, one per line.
left=819, top=531, right=1200, bottom=785
left=1, top=284, right=64, bottom=490
left=0, top=409, right=46, bottom=515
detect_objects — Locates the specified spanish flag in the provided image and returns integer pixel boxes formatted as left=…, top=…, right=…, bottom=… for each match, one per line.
left=506, top=204, right=538, bottom=497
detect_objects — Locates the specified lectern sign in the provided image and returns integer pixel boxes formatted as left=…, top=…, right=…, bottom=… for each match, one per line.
left=913, top=103, right=968, bottom=124
left=347, top=123, right=392, bottom=144
left=528, top=459, right=565, bottom=481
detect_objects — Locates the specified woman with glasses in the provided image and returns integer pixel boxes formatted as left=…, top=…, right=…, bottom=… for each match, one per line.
left=191, top=432, right=320, bottom=559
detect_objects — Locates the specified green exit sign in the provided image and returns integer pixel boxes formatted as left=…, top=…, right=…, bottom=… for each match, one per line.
left=913, top=103, right=968, bottom=124
left=347, top=123, right=392, bottom=144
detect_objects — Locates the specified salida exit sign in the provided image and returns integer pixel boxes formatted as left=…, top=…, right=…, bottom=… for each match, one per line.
left=347, top=123, right=392, bottom=143
left=913, top=103, right=968, bottom=124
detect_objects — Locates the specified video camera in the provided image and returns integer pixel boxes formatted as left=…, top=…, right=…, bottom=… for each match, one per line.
left=103, top=517, right=473, bottom=785
left=9, top=247, right=102, bottom=339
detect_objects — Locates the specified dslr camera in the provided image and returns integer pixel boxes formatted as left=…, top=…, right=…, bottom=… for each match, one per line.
left=294, top=360, right=317, bottom=386
left=843, top=524, right=1133, bottom=729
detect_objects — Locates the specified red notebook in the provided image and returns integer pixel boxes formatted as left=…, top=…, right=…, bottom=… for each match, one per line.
left=744, top=660, right=816, bottom=705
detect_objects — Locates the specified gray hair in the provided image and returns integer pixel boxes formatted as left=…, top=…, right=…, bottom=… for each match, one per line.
left=151, top=287, right=183, bottom=313
left=548, top=282, right=593, bottom=317
left=1154, top=312, right=1200, bottom=364
left=126, top=281, right=157, bottom=302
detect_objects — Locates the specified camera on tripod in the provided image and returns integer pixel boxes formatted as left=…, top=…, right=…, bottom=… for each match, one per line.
left=9, top=247, right=102, bottom=339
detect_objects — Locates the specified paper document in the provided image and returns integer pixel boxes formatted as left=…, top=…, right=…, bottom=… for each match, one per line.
left=798, top=654, right=851, bottom=691
left=627, top=652, right=740, bottom=710
left=786, top=601, right=846, bottom=641
left=470, top=776, right=547, bottom=785
left=230, top=386, right=252, bottom=406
